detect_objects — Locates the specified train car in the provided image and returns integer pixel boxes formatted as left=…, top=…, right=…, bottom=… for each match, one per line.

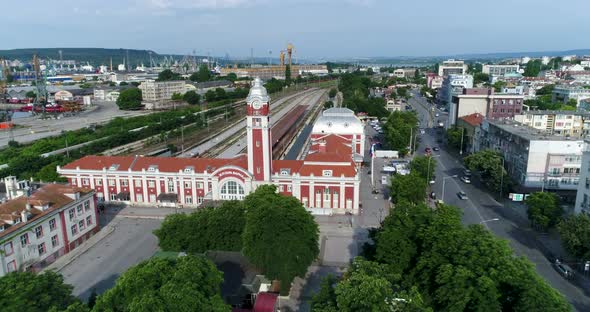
left=271, top=105, right=309, bottom=159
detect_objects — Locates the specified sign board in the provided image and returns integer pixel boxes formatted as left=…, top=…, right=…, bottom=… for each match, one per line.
left=509, top=193, right=524, bottom=202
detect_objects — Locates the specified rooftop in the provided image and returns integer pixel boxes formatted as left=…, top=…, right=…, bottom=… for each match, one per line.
left=459, top=113, right=484, bottom=127
left=488, top=119, right=586, bottom=142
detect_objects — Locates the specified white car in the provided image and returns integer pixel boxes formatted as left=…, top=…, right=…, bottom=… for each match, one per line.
left=460, top=176, right=471, bottom=183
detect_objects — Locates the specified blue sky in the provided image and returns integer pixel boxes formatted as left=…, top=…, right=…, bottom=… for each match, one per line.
left=2, top=0, right=589, bottom=59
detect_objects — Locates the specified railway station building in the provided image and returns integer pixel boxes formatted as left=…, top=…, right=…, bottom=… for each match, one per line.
left=57, top=78, right=361, bottom=215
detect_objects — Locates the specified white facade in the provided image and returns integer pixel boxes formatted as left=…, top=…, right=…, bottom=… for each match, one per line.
left=482, top=64, right=520, bottom=76
left=575, top=143, right=590, bottom=214
left=0, top=185, right=97, bottom=277
left=139, top=80, right=186, bottom=102
left=438, top=59, right=468, bottom=77
left=552, top=86, right=590, bottom=106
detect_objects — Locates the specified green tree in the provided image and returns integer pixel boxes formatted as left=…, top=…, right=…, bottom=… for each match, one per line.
left=183, top=90, right=200, bottom=105
left=390, top=174, right=426, bottom=205
left=0, top=271, right=80, bottom=312
left=154, top=201, right=246, bottom=253
left=493, top=80, right=507, bottom=92
left=328, top=87, right=338, bottom=98
left=526, top=192, right=562, bottom=230
left=87, top=288, right=98, bottom=309
left=464, top=150, right=509, bottom=193
left=383, top=110, right=419, bottom=156
left=409, top=155, right=436, bottom=181
left=171, top=92, right=183, bottom=101
left=285, top=64, right=292, bottom=85
left=558, top=214, right=590, bottom=260
left=36, top=162, right=67, bottom=182
left=446, top=127, right=464, bottom=149
left=242, top=185, right=319, bottom=294
left=191, top=64, right=211, bottom=82
left=119, top=81, right=129, bottom=86
left=26, top=90, right=36, bottom=98
left=473, top=72, right=490, bottom=84
left=214, top=88, right=227, bottom=101
left=79, top=83, right=92, bottom=89
left=524, top=59, right=542, bottom=77
left=93, top=255, right=229, bottom=311
left=157, top=69, right=181, bottom=81
left=204, top=89, right=217, bottom=102
left=324, top=101, right=334, bottom=109
left=226, top=73, right=237, bottom=82
left=116, top=88, right=142, bottom=110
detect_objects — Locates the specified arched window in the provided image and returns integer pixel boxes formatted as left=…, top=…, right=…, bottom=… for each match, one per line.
left=220, top=181, right=245, bottom=200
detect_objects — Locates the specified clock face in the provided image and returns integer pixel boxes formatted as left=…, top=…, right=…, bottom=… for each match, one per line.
left=252, top=100, right=262, bottom=110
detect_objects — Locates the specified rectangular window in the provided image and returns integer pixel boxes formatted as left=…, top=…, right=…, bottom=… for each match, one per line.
left=279, top=185, right=284, bottom=192
left=82, top=178, right=89, bottom=186
left=108, top=179, right=116, bottom=186
left=184, top=181, right=191, bottom=188
left=197, top=197, right=204, bottom=204
left=49, top=218, right=56, bottom=231
left=287, top=185, right=292, bottom=192
left=168, top=181, right=175, bottom=193
left=256, top=141, right=260, bottom=147
left=76, top=204, right=83, bottom=214
left=197, top=182, right=203, bottom=189
left=4, top=242, right=13, bottom=256
left=136, top=194, right=143, bottom=202
left=185, top=196, right=193, bottom=204
left=51, top=235, right=59, bottom=248
left=110, top=193, right=117, bottom=201
left=71, top=224, right=78, bottom=236
left=35, top=226, right=43, bottom=239
left=69, top=208, right=75, bottom=220
left=324, top=188, right=331, bottom=201
left=96, top=179, right=103, bottom=186
left=322, top=170, right=333, bottom=177
left=79, top=220, right=85, bottom=231
left=6, top=260, right=16, bottom=273
left=135, top=180, right=142, bottom=187
left=38, top=243, right=46, bottom=255
left=84, top=200, right=90, bottom=212
left=148, top=180, right=155, bottom=188
left=20, top=233, right=29, bottom=247
left=86, top=216, right=93, bottom=226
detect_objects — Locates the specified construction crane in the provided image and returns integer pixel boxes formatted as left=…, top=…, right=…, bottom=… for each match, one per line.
left=33, top=54, right=48, bottom=113
left=0, top=58, right=9, bottom=102
left=279, top=43, right=295, bottom=67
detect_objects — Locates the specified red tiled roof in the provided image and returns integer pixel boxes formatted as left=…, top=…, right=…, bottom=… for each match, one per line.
left=272, top=160, right=303, bottom=174
left=253, top=292, right=278, bottom=312
left=460, top=113, right=484, bottom=127
left=0, top=184, right=92, bottom=239
left=61, top=155, right=136, bottom=171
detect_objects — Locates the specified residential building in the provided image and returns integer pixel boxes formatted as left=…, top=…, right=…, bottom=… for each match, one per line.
left=139, top=80, right=186, bottom=103
left=385, top=99, right=401, bottom=112
left=426, top=73, right=443, bottom=89
left=574, top=141, right=590, bottom=214
left=452, top=88, right=524, bottom=122
left=219, top=65, right=328, bottom=80
left=514, top=111, right=590, bottom=138
left=437, top=75, right=474, bottom=126
left=482, top=64, right=520, bottom=76
left=392, top=68, right=416, bottom=79
left=438, top=59, right=468, bottom=77
left=477, top=119, right=584, bottom=192
left=552, top=85, right=590, bottom=106
left=0, top=179, right=98, bottom=276
left=456, top=113, right=484, bottom=154
left=58, top=78, right=360, bottom=216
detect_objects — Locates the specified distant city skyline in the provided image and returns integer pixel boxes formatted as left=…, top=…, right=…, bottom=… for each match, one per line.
left=2, top=0, right=589, bottom=59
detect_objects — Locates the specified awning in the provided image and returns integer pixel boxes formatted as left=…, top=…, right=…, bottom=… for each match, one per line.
left=157, top=193, right=178, bottom=203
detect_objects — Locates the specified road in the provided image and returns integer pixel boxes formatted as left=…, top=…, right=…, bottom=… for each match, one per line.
left=179, top=89, right=319, bottom=158
left=409, top=90, right=590, bottom=311
left=2, top=101, right=149, bottom=147
left=217, top=89, right=326, bottom=158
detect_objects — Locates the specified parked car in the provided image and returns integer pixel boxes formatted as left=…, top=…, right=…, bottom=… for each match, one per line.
left=457, top=191, right=468, bottom=200
left=435, top=113, right=440, bottom=117
left=433, top=147, right=440, bottom=151
left=460, top=176, right=471, bottom=183
left=463, top=169, right=472, bottom=177
left=430, top=192, right=436, bottom=199
left=553, top=259, right=574, bottom=279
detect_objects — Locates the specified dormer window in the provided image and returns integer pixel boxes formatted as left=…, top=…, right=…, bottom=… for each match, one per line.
left=280, top=169, right=291, bottom=176
left=109, top=164, right=119, bottom=171
left=0, top=225, right=4, bottom=232
left=14, top=217, right=21, bottom=224
left=183, top=166, right=194, bottom=174
left=322, top=170, right=333, bottom=177
left=148, top=165, right=158, bottom=172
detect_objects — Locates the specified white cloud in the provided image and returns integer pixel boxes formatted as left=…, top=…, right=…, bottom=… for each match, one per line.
left=141, top=0, right=257, bottom=9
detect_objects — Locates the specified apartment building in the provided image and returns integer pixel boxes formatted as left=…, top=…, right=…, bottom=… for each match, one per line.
left=0, top=179, right=98, bottom=276
left=392, top=68, right=416, bottom=79
left=438, top=59, right=468, bottom=77
left=478, top=119, right=584, bottom=192
left=139, top=80, right=186, bottom=103
left=574, top=141, right=590, bottom=214
left=482, top=64, right=520, bottom=76
left=452, top=88, right=524, bottom=122
left=436, top=75, right=472, bottom=126
left=426, top=73, right=444, bottom=89
left=552, top=85, right=590, bottom=106
left=514, top=111, right=590, bottom=137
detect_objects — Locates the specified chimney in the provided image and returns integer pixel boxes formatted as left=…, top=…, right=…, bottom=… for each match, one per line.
left=20, top=210, right=28, bottom=223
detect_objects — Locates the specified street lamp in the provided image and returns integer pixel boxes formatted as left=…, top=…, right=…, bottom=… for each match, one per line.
left=441, top=175, right=458, bottom=203
left=459, top=127, right=465, bottom=155
left=426, top=155, right=440, bottom=187
left=480, top=218, right=499, bottom=224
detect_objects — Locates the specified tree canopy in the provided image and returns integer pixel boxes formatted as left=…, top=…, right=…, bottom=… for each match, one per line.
left=339, top=73, right=389, bottom=118
left=242, top=185, right=320, bottom=294
left=116, top=88, right=143, bottom=110
left=526, top=192, right=563, bottom=231
left=558, top=213, right=590, bottom=260
left=409, top=155, right=436, bottom=182
left=157, top=69, right=182, bottom=81
left=154, top=200, right=246, bottom=253
left=93, top=255, right=229, bottom=311
left=523, top=59, right=542, bottom=77
left=464, top=149, right=509, bottom=193
left=190, top=65, right=212, bottom=82
left=383, top=110, right=419, bottom=156
left=328, top=88, right=338, bottom=98
left=0, top=271, right=81, bottom=312
left=183, top=90, right=200, bottom=105
left=390, top=173, right=427, bottom=205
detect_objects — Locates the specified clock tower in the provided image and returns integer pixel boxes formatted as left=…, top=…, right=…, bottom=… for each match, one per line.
left=246, top=77, right=272, bottom=182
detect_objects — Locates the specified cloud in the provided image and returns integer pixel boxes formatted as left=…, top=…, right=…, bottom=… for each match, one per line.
left=141, top=0, right=257, bottom=9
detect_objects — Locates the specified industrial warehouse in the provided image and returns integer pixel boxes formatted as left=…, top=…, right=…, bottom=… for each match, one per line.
left=57, top=78, right=362, bottom=215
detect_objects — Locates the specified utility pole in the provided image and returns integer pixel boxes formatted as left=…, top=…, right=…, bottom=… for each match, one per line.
left=459, top=127, right=465, bottom=155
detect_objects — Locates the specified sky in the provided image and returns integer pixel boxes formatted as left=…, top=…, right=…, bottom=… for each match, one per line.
left=2, top=0, right=589, bottom=59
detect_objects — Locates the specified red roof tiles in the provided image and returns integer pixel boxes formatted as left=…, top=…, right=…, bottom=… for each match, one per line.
left=460, top=113, right=484, bottom=127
